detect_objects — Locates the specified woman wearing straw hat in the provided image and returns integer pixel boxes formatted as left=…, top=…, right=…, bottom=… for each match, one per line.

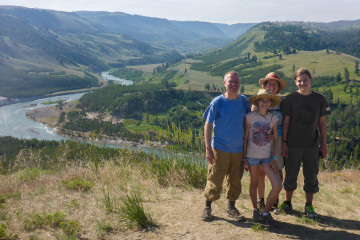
left=251, top=72, right=287, bottom=211
left=243, top=89, right=283, bottom=226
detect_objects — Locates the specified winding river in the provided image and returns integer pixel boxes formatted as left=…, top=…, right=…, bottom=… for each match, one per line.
left=0, top=73, right=202, bottom=159
left=0, top=92, right=85, bottom=140
left=0, top=72, right=133, bottom=141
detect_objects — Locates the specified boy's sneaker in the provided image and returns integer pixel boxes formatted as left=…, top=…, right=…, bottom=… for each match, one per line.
left=304, top=205, right=318, bottom=219
left=227, top=207, right=245, bottom=221
left=259, top=213, right=278, bottom=227
left=201, top=207, right=213, bottom=221
left=257, top=198, right=265, bottom=211
left=274, top=201, right=293, bottom=214
left=253, top=209, right=261, bottom=222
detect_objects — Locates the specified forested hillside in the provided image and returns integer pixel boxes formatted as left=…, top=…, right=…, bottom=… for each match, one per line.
left=56, top=82, right=220, bottom=151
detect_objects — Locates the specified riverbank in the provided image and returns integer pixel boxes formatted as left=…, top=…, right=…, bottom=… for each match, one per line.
left=0, top=88, right=95, bottom=108
left=25, top=100, right=167, bottom=149
left=0, top=70, right=106, bottom=107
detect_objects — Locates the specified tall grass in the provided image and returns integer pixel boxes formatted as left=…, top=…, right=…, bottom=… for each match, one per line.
left=150, top=150, right=207, bottom=188
left=119, top=190, right=157, bottom=230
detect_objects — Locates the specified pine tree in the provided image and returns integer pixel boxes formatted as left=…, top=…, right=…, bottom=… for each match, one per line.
left=344, top=67, right=350, bottom=83
left=336, top=72, right=342, bottom=82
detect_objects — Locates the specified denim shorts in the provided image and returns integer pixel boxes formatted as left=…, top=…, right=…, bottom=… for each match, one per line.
left=247, top=157, right=271, bottom=166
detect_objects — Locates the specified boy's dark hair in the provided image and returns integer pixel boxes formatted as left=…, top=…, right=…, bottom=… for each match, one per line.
left=294, top=68, right=312, bottom=80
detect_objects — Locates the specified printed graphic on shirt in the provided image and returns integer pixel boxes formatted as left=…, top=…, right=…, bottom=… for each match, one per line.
left=252, top=121, right=271, bottom=146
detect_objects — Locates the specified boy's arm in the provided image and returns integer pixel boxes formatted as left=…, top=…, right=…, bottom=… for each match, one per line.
left=282, top=115, right=290, bottom=158
left=204, top=121, right=214, bottom=164
left=318, top=116, right=328, bottom=158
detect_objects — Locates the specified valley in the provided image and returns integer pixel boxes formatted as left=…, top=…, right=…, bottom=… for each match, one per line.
left=0, top=5, right=360, bottom=239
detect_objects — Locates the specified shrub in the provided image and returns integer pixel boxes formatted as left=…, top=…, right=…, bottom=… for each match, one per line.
left=0, top=224, right=18, bottom=239
left=61, top=177, right=94, bottom=192
left=59, top=220, right=80, bottom=238
left=24, top=211, right=67, bottom=230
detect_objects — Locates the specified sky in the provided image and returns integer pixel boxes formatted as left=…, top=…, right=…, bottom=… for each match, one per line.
left=0, top=0, right=359, bottom=24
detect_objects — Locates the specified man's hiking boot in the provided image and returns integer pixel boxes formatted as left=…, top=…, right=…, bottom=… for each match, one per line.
left=274, top=201, right=293, bottom=214
left=201, top=207, right=213, bottom=221
left=257, top=198, right=265, bottom=211
left=259, top=213, right=278, bottom=227
left=253, top=209, right=261, bottom=222
left=227, top=207, right=245, bottom=221
left=304, top=205, right=318, bottom=219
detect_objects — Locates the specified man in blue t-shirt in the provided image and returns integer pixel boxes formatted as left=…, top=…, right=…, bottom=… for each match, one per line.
left=201, top=71, right=250, bottom=221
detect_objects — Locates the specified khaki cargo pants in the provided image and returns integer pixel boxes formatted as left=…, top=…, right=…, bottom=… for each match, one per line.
left=204, top=148, right=244, bottom=201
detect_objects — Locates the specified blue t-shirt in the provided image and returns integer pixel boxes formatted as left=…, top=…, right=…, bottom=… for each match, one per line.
left=203, top=94, right=250, bottom=153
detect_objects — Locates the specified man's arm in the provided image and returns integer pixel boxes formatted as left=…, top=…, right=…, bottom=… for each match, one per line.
left=204, top=121, right=214, bottom=164
left=282, top=115, right=290, bottom=158
left=318, top=116, right=328, bottom=158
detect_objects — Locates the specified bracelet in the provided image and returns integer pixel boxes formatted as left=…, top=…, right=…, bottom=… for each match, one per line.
left=271, top=156, right=277, bottom=160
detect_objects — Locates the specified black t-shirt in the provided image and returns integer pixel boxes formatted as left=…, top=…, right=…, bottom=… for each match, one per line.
left=283, top=91, right=331, bottom=147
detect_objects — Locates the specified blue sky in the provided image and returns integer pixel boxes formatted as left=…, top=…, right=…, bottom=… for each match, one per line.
left=1, top=0, right=359, bottom=24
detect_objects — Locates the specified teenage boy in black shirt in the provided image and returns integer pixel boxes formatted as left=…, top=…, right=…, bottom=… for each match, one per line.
left=277, top=68, right=331, bottom=218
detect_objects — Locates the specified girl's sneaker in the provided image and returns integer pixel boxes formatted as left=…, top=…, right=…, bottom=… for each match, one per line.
left=259, top=213, right=278, bottom=227
left=253, top=209, right=261, bottom=222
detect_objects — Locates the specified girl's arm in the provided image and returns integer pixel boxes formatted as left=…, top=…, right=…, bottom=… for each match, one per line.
left=243, top=118, right=250, bottom=171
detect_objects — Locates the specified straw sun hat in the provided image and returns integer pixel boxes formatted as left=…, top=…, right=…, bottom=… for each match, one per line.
left=259, top=72, right=287, bottom=93
left=249, top=89, right=282, bottom=107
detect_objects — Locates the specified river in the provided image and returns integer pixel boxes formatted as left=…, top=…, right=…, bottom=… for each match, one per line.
left=101, top=71, right=134, bottom=85
left=0, top=92, right=85, bottom=140
left=0, top=72, right=133, bottom=141
left=0, top=73, right=202, bottom=159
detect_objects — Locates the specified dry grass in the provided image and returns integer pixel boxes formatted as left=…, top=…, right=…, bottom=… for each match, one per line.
left=0, top=160, right=359, bottom=239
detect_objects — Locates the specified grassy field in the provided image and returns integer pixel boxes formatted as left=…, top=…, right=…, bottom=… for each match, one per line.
left=123, top=119, right=163, bottom=133
left=127, top=64, right=164, bottom=74
left=0, top=143, right=359, bottom=239
left=278, top=50, right=360, bottom=79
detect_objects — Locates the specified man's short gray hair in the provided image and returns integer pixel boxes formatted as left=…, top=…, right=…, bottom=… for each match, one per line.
left=224, top=70, right=239, bottom=81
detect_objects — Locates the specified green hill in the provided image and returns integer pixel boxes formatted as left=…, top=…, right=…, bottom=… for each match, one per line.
left=178, top=22, right=360, bottom=95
